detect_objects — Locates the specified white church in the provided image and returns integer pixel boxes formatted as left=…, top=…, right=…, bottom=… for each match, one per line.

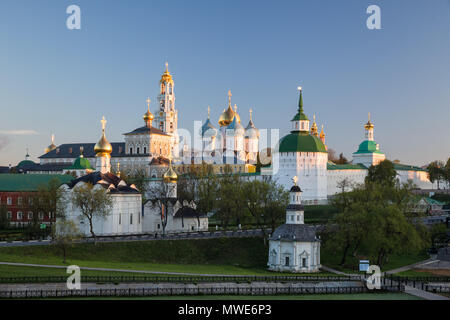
left=268, top=177, right=321, bottom=273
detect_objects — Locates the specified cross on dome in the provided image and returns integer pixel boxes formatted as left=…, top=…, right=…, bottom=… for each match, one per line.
left=292, top=176, right=298, bottom=186
left=101, top=116, right=107, bottom=132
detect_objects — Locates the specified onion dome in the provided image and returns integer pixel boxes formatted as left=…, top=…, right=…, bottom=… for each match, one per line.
left=319, top=124, right=325, bottom=140
left=45, top=135, right=57, bottom=154
left=160, top=62, right=173, bottom=84
left=201, top=107, right=218, bottom=137
left=364, top=112, right=374, bottom=130
left=163, top=162, right=178, bottom=183
left=143, top=98, right=154, bottom=128
left=218, top=91, right=241, bottom=127
left=310, top=114, right=319, bottom=137
left=94, top=116, right=113, bottom=156
left=245, top=108, right=259, bottom=138
left=226, top=115, right=245, bottom=136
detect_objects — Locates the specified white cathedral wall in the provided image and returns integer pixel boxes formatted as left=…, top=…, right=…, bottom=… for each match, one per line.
left=142, top=202, right=208, bottom=233
left=60, top=187, right=142, bottom=236
left=327, top=169, right=367, bottom=196
left=397, top=170, right=432, bottom=189
left=267, top=240, right=320, bottom=273
left=352, top=153, right=385, bottom=167
left=275, top=152, right=328, bottom=203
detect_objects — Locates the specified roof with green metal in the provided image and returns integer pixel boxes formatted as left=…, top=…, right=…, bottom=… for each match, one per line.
left=278, top=132, right=327, bottom=153
left=65, top=157, right=93, bottom=170
left=0, top=174, right=74, bottom=192
left=423, top=197, right=445, bottom=206
left=327, top=162, right=367, bottom=170
left=393, top=163, right=427, bottom=172
left=353, top=140, right=385, bottom=155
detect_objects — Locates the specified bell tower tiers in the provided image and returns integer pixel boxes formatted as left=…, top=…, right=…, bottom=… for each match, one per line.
left=156, top=62, right=178, bottom=135
left=286, top=176, right=304, bottom=225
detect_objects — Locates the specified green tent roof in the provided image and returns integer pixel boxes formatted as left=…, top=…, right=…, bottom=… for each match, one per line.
left=353, top=140, right=385, bottom=155
left=291, top=89, right=309, bottom=121
left=278, top=132, right=327, bottom=153
left=65, top=156, right=93, bottom=170
left=0, top=174, right=74, bottom=192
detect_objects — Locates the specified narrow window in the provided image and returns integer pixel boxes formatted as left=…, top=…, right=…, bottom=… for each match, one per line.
left=285, top=256, right=290, bottom=266
left=137, top=147, right=140, bottom=154
left=130, top=214, right=133, bottom=225
left=302, top=258, right=307, bottom=267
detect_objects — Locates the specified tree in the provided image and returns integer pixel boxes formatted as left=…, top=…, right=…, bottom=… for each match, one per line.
left=0, top=204, right=9, bottom=230
left=71, top=183, right=113, bottom=243
left=243, top=180, right=288, bottom=244
left=366, top=159, right=397, bottom=187
left=32, top=178, right=68, bottom=239
left=335, top=153, right=349, bottom=165
left=147, top=180, right=174, bottom=236
left=327, top=178, right=427, bottom=268
left=427, top=160, right=445, bottom=189
left=54, top=219, right=82, bottom=263
left=444, top=158, right=450, bottom=189
left=214, top=165, right=247, bottom=230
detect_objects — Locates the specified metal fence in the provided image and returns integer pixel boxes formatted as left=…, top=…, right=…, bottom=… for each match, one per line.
left=0, top=274, right=361, bottom=284
left=0, top=285, right=404, bottom=299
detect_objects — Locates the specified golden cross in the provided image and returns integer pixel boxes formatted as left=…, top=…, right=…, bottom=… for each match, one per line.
left=101, top=116, right=107, bottom=132
left=165, top=62, right=169, bottom=72
left=292, top=176, right=298, bottom=186
left=368, top=112, right=371, bottom=122
left=228, top=90, right=232, bottom=106
left=51, top=134, right=54, bottom=144
left=117, top=162, right=120, bottom=171
left=207, top=106, right=210, bottom=118
left=234, top=104, right=237, bottom=113
left=146, top=97, right=151, bottom=110
left=249, top=108, right=253, bottom=121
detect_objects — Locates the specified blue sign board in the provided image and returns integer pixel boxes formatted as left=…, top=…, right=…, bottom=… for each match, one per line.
left=359, top=260, right=370, bottom=272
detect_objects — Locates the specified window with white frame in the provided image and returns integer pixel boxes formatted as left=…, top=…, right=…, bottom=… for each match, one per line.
left=17, top=211, right=23, bottom=220
left=7, top=197, right=12, bottom=205
left=28, top=212, right=33, bottom=220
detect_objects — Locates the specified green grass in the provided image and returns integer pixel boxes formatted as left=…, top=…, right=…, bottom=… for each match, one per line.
left=0, top=237, right=338, bottom=276
left=45, top=293, right=421, bottom=300
left=320, top=246, right=429, bottom=274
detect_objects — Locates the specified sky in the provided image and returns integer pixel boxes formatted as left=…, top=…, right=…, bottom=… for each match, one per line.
left=0, top=0, right=449, bottom=167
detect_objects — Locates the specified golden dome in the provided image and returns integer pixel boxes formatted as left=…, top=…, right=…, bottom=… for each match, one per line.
left=94, top=117, right=113, bottom=156
left=163, top=164, right=178, bottom=182
left=310, top=114, right=318, bottom=136
left=45, top=134, right=56, bottom=154
left=160, top=62, right=173, bottom=84
left=319, top=124, right=325, bottom=139
left=218, top=105, right=235, bottom=127
left=364, top=112, right=374, bottom=130
left=143, top=98, right=154, bottom=123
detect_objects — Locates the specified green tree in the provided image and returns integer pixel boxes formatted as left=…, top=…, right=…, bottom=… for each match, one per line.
left=243, top=180, right=289, bottom=244
left=71, top=183, right=113, bottom=243
left=0, top=204, right=10, bottom=230
left=427, top=160, right=445, bottom=189
left=366, top=159, right=397, bottom=187
left=119, top=167, right=149, bottom=201
left=32, top=177, right=68, bottom=239
left=53, top=219, right=82, bottom=263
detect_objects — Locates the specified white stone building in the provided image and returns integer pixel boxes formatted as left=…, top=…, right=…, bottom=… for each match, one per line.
left=142, top=164, right=208, bottom=233
left=268, top=178, right=321, bottom=273
left=59, top=117, right=142, bottom=236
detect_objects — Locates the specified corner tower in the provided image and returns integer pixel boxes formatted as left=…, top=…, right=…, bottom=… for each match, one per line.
left=275, top=87, right=328, bottom=203
left=352, top=113, right=385, bottom=168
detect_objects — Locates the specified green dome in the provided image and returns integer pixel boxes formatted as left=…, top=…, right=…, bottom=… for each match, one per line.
left=66, top=156, right=93, bottom=170
left=353, top=140, right=384, bottom=155
left=278, top=132, right=327, bottom=153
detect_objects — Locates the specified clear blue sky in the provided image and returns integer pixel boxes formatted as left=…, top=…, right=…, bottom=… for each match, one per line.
left=1, top=0, right=449, bottom=166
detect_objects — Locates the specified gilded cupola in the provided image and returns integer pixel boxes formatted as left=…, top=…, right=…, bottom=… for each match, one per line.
left=94, top=116, right=113, bottom=157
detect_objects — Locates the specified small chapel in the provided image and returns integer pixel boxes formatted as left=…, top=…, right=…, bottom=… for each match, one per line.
left=267, top=176, right=321, bottom=273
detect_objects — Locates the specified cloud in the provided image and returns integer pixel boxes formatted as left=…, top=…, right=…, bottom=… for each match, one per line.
left=0, top=130, right=39, bottom=135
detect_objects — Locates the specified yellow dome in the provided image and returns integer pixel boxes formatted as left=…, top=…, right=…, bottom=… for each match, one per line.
left=94, top=117, right=112, bottom=156
left=163, top=165, right=178, bottom=182
left=94, top=134, right=113, bottom=156
left=160, top=62, right=173, bottom=84
left=218, top=106, right=235, bottom=127
left=143, top=109, right=154, bottom=122
left=364, top=121, right=374, bottom=130
left=44, top=135, right=56, bottom=154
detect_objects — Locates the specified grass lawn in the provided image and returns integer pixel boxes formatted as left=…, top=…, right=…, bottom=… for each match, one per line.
left=0, top=238, right=338, bottom=277
left=47, top=293, right=421, bottom=300
left=321, top=246, right=429, bottom=274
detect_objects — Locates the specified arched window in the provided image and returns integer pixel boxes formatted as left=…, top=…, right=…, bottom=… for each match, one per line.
left=129, top=148, right=133, bottom=155
left=144, top=147, right=147, bottom=154
left=137, top=147, right=140, bottom=154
